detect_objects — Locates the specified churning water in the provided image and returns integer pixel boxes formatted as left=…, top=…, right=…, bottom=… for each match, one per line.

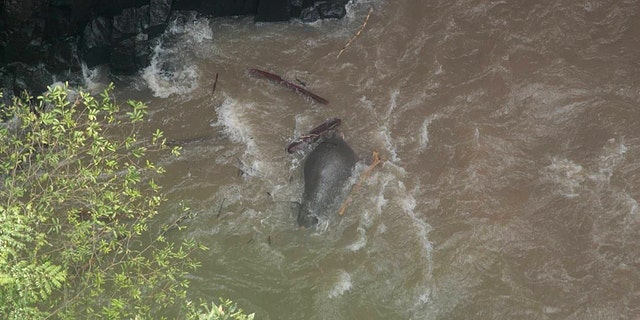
left=90, top=0, right=640, bottom=318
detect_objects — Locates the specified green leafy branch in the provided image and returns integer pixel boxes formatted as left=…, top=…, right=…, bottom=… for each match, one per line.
left=0, top=83, right=213, bottom=319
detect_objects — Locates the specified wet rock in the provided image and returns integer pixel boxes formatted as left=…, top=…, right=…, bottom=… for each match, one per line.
left=109, top=7, right=152, bottom=74
left=301, top=0, right=349, bottom=22
left=317, top=0, right=349, bottom=19
left=49, top=38, right=79, bottom=71
left=2, top=0, right=91, bottom=68
left=290, top=0, right=314, bottom=18
left=110, top=38, right=136, bottom=74
left=80, top=4, right=161, bottom=74
left=134, top=33, right=152, bottom=68
left=149, top=0, right=172, bottom=37
left=0, top=63, right=54, bottom=96
left=172, top=0, right=257, bottom=17
left=113, top=7, right=148, bottom=37
left=256, top=0, right=291, bottom=22
left=81, top=16, right=113, bottom=69
left=0, top=0, right=350, bottom=95
left=301, top=6, right=321, bottom=23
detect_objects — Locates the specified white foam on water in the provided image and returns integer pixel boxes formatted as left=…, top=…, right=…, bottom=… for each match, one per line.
left=346, top=226, right=367, bottom=252
left=544, top=138, right=630, bottom=200
left=365, top=96, right=432, bottom=264
left=213, top=97, right=266, bottom=178
left=544, top=157, right=585, bottom=198
left=344, top=0, right=359, bottom=20
left=385, top=89, right=400, bottom=119
left=342, top=0, right=383, bottom=24
left=338, top=157, right=433, bottom=316
left=328, top=270, right=352, bottom=299
left=417, top=288, right=432, bottom=305
left=47, top=81, right=66, bottom=90
left=166, top=15, right=213, bottom=43
left=141, top=42, right=200, bottom=98
left=418, top=116, right=436, bottom=152
left=393, top=175, right=433, bottom=267
left=376, top=223, right=387, bottom=234
left=81, top=63, right=108, bottom=93
left=375, top=89, right=405, bottom=162
left=371, top=188, right=389, bottom=221
left=434, top=58, right=444, bottom=75
left=141, top=14, right=214, bottom=98
left=214, top=98, right=256, bottom=148
left=590, top=138, right=627, bottom=184
left=624, top=193, right=638, bottom=216
left=378, top=125, right=399, bottom=162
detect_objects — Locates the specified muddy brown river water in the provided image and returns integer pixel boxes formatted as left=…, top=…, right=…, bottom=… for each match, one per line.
left=87, top=0, right=640, bottom=318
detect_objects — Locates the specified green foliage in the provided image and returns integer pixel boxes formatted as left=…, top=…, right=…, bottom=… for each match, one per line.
left=0, top=83, right=216, bottom=319
left=190, top=299, right=255, bottom=320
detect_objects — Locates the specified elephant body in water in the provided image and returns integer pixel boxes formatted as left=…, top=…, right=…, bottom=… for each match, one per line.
left=298, top=135, right=358, bottom=228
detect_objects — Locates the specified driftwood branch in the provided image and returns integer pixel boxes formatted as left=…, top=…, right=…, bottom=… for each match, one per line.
left=337, top=7, right=374, bottom=59
left=286, top=118, right=342, bottom=153
left=249, top=68, right=329, bottom=104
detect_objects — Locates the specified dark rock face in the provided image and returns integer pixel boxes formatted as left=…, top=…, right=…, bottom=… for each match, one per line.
left=0, top=0, right=349, bottom=97
left=80, top=2, right=171, bottom=73
left=172, top=0, right=259, bottom=17
left=301, top=0, right=349, bottom=22
left=79, top=4, right=167, bottom=74
left=256, top=0, right=291, bottom=22
left=81, top=16, right=112, bottom=69
left=1, top=63, right=55, bottom=98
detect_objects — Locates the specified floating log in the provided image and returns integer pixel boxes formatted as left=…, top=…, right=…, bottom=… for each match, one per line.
left=286, top=118, right=341, bottom=153
left=249, top=68, right=329, bottom=104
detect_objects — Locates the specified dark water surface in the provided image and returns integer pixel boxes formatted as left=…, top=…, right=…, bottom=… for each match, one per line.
left=93, top=0, right=640, bottom=318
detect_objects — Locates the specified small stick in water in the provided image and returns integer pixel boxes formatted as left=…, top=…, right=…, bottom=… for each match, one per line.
left=249, top=68, right=329, bottom=104
left=216, top=198, right=226, bottom=218
left=212, top=72, right=219, bottom=94
left=337, top=7, right=374, bottom=59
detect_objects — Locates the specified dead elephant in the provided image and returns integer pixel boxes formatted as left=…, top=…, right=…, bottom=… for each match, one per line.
left=297, top=135, right=358, bottom=228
